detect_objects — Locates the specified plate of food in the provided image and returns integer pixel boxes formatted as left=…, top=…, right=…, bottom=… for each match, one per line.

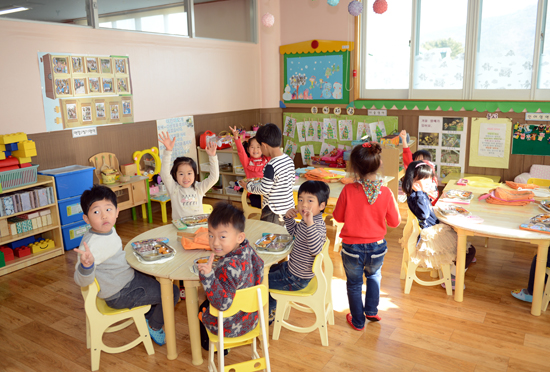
left=539, top=200, right=550, bottom=212
left=437, top=204, right=471, bottom=217
left=530, top=213, right=550, bottom=227
left=181, top=214, right=210, bottom=227
left=190, top=256, right=221, bottom=275
left=132, top=241, right=175, bottom=264
left=254, top=234, right=294, bottom=253
left=444, top=189, right=473, bottom=200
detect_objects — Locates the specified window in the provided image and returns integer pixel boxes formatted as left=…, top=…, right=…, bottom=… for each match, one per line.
left=0, top=0, right=89, bottom=25
left=194, top=0, right=256, bottom=43
left=360, top=0, right=549, bottom=100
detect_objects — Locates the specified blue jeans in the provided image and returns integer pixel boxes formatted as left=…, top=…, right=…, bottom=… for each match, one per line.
left=268, top=261, right=312, bottom=313
left=105, top=271, right=179, bottom=330
left=341, top=240, right=387, bottom=329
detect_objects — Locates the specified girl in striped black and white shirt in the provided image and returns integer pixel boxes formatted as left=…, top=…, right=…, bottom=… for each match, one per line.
left=267, top=181, right=329, bottom=322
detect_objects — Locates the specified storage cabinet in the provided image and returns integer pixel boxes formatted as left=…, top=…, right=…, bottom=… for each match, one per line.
left=380, top=137, right=417, bottom=198
left=104, top=176, right=152, bottom=223
left=197, top=147, right=246, bottom=202
left=0, top=175, right=64, bottom=276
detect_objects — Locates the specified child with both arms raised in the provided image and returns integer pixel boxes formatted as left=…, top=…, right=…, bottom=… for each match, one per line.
left=268, top=180, right=329, bottom=323
left=73, top=185, right=179, bottom=346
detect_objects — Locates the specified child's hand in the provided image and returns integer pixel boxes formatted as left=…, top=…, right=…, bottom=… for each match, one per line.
left=205, top=141, right=217, bottom=156
left=285, top=208, right=298, bottom=219
left=239, top=179, right=248, bottom=189
left=198, top=253, right=215, bottom=275
left=412, top=181, right=423, bottom=192
left=302, top=208, right=314, bottom=226
left=229, top=126, right=240, bottom=139
left=74, top=242, right=94, bottom=267
left=158, top=131, right=176, bottom=151
left=399, top=130, right=408, bottom=148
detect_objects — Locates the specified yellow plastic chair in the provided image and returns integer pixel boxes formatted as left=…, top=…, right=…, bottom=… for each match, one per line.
left=527, top=178, right=550, bottom=187
left=203, top=204, right=214, bottom=214
left=206, top=285, right=271, bottom=372
left=81, top=279, right=154, bottom=371
left=270, top=239, right=333, bottom=346
left=330, top=218, right=344, bottom=253
left=399, top=209, right=453, bottom=295
left=241, top=186, right=262, bottom=219
left=542, top=267, right=550, bottom=312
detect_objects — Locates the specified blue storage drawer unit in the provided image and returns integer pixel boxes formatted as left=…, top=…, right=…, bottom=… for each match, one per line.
left=61, top=220, right=90, bottom=251
left=57, top=195, right=84, bottom=225
left=38, top=165, right=95, bottom=200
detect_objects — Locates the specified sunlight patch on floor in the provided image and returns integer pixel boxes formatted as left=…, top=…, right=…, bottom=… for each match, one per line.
left=331, top=277, right=399, bottom=312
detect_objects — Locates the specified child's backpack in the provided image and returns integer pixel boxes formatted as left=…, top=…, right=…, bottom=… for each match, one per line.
left=479, top=187, right=535, bottom=206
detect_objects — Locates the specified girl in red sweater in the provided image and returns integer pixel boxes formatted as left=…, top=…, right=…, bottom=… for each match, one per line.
left=230, top=126, right=271, bottom=208
left=333, top=142, right=401, bottom=331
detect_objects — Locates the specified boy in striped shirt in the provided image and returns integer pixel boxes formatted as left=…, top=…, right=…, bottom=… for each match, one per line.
left=268, top=181, right=329, bottom=323
left=244, top=123, right=295, bottom=226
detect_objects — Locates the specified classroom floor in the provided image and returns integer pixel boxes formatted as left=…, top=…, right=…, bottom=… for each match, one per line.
left=1, top=199, right=549, bottom=371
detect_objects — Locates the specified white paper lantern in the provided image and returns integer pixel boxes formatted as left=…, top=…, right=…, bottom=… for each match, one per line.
left=348, top=0, right=363, bottom=16
left=262, top=13, right=275, bottom=27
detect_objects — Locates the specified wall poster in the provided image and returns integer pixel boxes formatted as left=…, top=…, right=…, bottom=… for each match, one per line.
left=156, top=116, right=197, bottom=166
left=469, top=117, right=511, bottom=168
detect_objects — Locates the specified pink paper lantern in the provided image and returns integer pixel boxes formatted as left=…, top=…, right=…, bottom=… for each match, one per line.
left=373, top=0, right=388, bottom=14
left=262, top=13, right=275, bottom=27
left=348, top=0, right=363, bottom=16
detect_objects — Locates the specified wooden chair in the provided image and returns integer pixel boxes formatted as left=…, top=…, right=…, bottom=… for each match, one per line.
left=241, top=185, right=262, bottom=219
left=88, top=152, right=120, bottom=184
left=270, top=239, right=333, bottom=346
left=542, top=267, right=550, bottom=312
left=400, top=209, right=453, bottom=295
left=527, top=178, right=550, bottom=187
left=206, top=285, right=271, bottom=372
left=81, top=279, right=154, bottom=371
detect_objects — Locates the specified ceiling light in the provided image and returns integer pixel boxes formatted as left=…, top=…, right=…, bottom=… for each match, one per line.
left=0, top=6, right=31, bottom=16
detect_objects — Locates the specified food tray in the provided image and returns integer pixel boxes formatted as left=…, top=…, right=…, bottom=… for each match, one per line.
left=181, top=214, right=210, bottom=226
left=254, top=234, right=294, bottom=253
left=190, top=256, right=221, bottom=275
left=530, top=213, right=550, bottom=227
left=443, top=189, right=474, bottom=201
left=131, top=237, right=169, bottom=250
left=132, top=241, right=175, bottom=264
left=437, top=204, right=471, bottom=217
left=540, top=200, right=550, bottom=212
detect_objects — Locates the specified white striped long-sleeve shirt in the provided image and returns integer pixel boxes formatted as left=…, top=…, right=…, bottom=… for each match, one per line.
left=285, top=213, right=326, bottom=279
left=247, top=154, right=295, bottom=216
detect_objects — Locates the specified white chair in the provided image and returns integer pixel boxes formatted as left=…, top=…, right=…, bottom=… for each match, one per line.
left=270, top=239, right=333, bottom=346
left=400, top=209, right=453, bottom=295
left=206, top=285, right=271, bottom=372
left=81, top=279, right=154, bottom=371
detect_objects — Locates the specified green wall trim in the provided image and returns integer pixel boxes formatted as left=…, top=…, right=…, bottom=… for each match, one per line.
left=353, top=100, right=550, bottom=113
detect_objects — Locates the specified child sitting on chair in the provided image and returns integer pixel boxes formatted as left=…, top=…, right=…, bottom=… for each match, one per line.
left=73, top=185, right=179, bottom=346
left=268, top=180, right=329, bottom=324
left=198, top=202, right=264, bottom=351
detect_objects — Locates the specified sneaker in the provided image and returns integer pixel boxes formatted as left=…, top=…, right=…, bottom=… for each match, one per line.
left=366, top=314, right=381, bottom=322
left=146, top=320, right=166, bottom=346
left=346, top=313, right=364, bottom=331
left=511, top=288, right=533, bottom=303
left=180, top=287, right=186, bottom=300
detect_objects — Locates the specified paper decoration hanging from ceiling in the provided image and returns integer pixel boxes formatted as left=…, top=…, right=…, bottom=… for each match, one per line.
left=262, top=13, right=274, bottom=27
left=327, top=0, right=340, bottom=6
left=348, top=1, right=363, bottom=16
left=373, top=0, right=388, bottom=14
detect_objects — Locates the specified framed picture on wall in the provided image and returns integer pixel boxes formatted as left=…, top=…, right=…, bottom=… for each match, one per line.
left=81, top=103, right=93, bottom=123
left=102, top=78, right=114, bottom=94
left=117, top=77, right=130, bottom=93
left=109, top=101, right=120, bottom=121
left=52, top=56, right=69, bottom=74
left=114, top=58, right=128, bottom=74
left=64, top=100, right=78, bottom=123
left=100, top=58, right=112, bottom=74
left=71, top=56, right=84, bottom=74
left=73, top=78, right=87, bottom=96
left=122, top=98, right=132, bottom=117
left=86, top=57, right=99, bottom=73
left=88, top=77, right=100, bottom=93
left=94, top=99, right=107, bottom=122
left=54, top=78, right=72, bottom=97
left=281, top=49, right=351, bottom=105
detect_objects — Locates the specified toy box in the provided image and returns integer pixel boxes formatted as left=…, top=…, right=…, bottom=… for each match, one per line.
left=38, top=165, right=94, bottom=200
left=61, top=220, right=90, bottom=250
left=120, top=163, right=137, bottom=176
left=57, top=195, right=84, bottom=225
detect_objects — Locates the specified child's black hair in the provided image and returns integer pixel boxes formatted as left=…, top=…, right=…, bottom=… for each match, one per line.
left=208, top=201, right=246, bottom=232
left=254, top=123, right=282, bottom=148
left=242, top=137, right=260, bottom=158
left=413, top=149, right=432, bottom=162
left=170, top=157, right=198, bottom=188
left=80, top=185, right=117, bottom=215
left=349, top=142, right=383, bottom=180
left=402, top=160, right=434, bottom=196
left=298, top=180, right=330, bottom=212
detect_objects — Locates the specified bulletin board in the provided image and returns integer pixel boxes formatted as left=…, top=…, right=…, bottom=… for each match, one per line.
left=511, top=122, right=550, bottom=156
left=280, top=40, right=353, bottom=105
left=282, top=113, right=398, bottom=161
left=469, top=118, right=511, bottom=168
left=156, top=116, right=197, bottom=166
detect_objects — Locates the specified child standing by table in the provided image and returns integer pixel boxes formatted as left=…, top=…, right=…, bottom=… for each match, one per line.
left=333, top=142, right=401, bottom=330
left=73, top=185, right=179, bottom=346
left=197, top=202, right=264, bottom=352
left=243, top=124, right=295, bottom=226
left=403, top=160, right=476, bottom=289
left=229, top=126, right=271, bottom=208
